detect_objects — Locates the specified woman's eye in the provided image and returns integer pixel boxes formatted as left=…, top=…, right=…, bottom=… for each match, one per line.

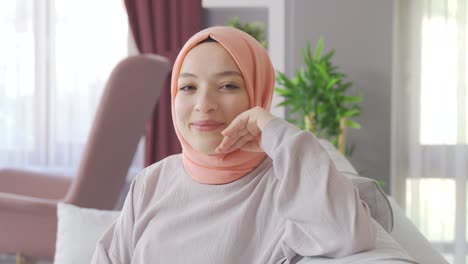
left=221, top=84, right=239, bottom=90
left=179, top=85, right=195, bottom=91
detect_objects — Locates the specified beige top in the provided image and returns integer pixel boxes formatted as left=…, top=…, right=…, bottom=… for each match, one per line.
left=91, top=118, right=376, bottom=264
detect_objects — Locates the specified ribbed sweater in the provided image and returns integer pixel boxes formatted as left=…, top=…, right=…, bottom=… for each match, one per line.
left=91, top=118, right=376, bottom=264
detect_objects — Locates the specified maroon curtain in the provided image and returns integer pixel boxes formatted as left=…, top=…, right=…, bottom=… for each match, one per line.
left=124, top=0, right=202, bottom=166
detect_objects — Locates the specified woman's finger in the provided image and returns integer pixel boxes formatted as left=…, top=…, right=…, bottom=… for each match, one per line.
left=216, top=130, right=246, bottom=153
left=220, top=127, right=250, bottom=148
left=221, top=110, right=251, bottom=137
left=218, top=114, right=251, bottom=150
left=218, top=135, right=234, bottom=149
left=216, top=108, right=266, bottom=153
left=240, top=139, right=263, bottom=152
left=246, top=115, right=261, bottom=136
left=221, top=134, right=255, bottom=153
left=217, top=127, right=245, bottom=150
left=237, top=128, right=249, bottom=137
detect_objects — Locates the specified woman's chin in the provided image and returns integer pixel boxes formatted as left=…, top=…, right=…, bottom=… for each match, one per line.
left=192, top=142, right=221, bottom=155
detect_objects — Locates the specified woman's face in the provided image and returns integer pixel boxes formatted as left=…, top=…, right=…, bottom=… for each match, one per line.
left=175, top=42, right=250, bottom=154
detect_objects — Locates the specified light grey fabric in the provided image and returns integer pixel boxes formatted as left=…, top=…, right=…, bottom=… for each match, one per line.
left=292, top=219, right=416, bottom=264
left=92, top=118, right=376, bottom=263
left=349, top=175, right=393, bottom=233
left=318, top=139, right=394, bottom=233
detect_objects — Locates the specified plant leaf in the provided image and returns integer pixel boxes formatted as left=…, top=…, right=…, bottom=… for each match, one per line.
left=322, top=49, right=335, bottom=62
left=343, top=96, right=362, bottom=103
left=314, top=37, right=324, bottom=61
left=343, top=109, right=360, bottom=117
left=346, top=120, right=361, bottom=129
left=326, top=77, right=339, bottom=90
left=275, top=87, right=293, bottom=97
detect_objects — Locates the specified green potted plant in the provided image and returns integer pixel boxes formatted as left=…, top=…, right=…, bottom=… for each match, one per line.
left=227, top=16, right=268, bottom=49
left=275, top=38, right=362, bottom=156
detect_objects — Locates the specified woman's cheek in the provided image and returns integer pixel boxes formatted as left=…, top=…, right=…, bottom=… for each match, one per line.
left=174, top=97, right=189, bottom=130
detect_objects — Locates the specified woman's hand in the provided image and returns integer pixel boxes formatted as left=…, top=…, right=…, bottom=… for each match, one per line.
left=215, top=107, right=275, bottom=154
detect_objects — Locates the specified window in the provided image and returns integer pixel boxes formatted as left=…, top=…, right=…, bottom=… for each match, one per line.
left=393, top=0, right=468, bottom=262
left=0, top=0, right=143, bottom=176
left=419, top=5, right=468, bottom=145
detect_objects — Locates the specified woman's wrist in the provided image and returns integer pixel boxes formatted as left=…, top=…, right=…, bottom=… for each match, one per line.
left=253, top=107, right=276, bottom=131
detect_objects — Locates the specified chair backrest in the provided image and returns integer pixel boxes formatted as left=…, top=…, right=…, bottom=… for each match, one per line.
left=64, top=54, right=170, bottom=210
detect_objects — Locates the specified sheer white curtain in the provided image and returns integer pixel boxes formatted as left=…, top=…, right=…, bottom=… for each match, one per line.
left=0, top=0, right=144, bottom=176
left=392, top=0, right=467, bottom=263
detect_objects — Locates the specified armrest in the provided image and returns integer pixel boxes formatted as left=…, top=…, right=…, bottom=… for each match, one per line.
left=0, top=168, right=72, bottom=200
left=0, top=192, right=58, bottom=216
left=387, top=196, right=449, bottom=264
left=0, top=193, right=59, bottom=259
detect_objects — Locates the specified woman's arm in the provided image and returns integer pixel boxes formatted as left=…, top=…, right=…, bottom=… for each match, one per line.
left=216, top=107, right=376, bottom=258
left=91, top=175, right=142, bottom=263
left=262, top=117, right=376, bottom=258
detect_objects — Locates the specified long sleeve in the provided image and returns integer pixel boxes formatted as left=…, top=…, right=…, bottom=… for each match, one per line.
left=261, top=118, right=376, bottom=258
left=91, top=176, right=141, bottom=264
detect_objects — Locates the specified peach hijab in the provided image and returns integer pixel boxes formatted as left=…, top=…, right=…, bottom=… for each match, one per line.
left=171, top=26, right=275, bottom=185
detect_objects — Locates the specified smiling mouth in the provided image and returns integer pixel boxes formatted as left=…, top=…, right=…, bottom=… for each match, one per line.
left=190, top=121, right=224, bottom=132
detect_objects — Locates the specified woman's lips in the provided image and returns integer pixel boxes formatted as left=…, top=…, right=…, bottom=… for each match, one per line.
left=191, top=121, right=224, bottom=132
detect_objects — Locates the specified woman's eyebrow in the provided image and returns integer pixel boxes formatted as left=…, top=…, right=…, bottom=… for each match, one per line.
left=179, top=72, right=197, bottom=79
left=214, top=71, right=242, bottom=77
left=178, top=70, right=242, bottom=79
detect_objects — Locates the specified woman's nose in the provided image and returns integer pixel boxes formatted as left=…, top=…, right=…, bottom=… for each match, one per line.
left=194, top=90, right=218, bottom=113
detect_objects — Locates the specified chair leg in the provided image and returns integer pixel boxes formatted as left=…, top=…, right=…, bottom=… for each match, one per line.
left=16, top=253, right=22, bottom=264
left=16, top=253, right=35, bottom=264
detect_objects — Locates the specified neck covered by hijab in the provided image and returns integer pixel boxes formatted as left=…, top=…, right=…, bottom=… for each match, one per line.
left=171, top=26, right=275, bottom=185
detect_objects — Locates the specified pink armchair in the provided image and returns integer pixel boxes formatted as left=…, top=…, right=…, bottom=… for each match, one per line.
left=0, top=54, right=170, bottom=262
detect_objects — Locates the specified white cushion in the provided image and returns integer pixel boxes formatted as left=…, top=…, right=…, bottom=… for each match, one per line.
left=54, top=202, right=120, bottom=264
left=318, top=139, right=393, bottom=233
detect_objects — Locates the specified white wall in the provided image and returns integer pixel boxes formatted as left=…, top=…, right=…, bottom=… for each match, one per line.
left=202, top=0, right=287, bottom=118
left=289, top=0, right=394, bottom=192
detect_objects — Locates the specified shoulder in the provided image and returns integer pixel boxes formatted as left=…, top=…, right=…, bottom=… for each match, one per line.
left=130, top=154, right=184, bottom=212
left=131, top=154, right=183, bottom=194
left=141, top=154, right=182, bottom=175
left=134, top=153, right=183, bottom=183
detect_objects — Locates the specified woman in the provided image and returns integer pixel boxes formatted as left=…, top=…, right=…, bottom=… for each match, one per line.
left=91, top=26, right=376, bottom=264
